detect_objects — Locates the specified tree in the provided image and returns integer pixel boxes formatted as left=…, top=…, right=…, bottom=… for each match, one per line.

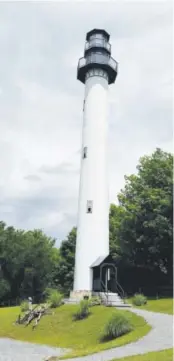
left=54, top=227, right=76, bottom=295
left=116, top=148, right=173, bottom=281
left=19, top=229, right=59, bottom=300
left=0, top=224, right=59, bottom=303
left=109, top=204, right=124, bottom=261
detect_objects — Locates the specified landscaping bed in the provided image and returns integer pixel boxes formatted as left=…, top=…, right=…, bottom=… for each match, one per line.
left=0, top=304, right=151, bottom=359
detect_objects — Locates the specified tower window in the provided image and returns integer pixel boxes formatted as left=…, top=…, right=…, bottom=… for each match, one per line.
left=83, top=99, right=85, bottom=111
left=87, top=200, right=93, bottom=213
left=83, top=146, right=87, bottom=159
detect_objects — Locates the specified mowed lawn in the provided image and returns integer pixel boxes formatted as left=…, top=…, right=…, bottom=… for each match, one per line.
left=112, top=348, right=173, bottom=361
left=0, top=304, right=151, bottom=358
left=129, top=298, right=173, bottom=315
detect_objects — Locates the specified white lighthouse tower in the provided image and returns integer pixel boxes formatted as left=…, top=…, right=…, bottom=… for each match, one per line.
left=71, top=29, right=118, bottom=300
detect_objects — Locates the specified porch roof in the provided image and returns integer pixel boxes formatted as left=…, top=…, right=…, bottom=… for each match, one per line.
left=90, top=255, right=109, bottom=268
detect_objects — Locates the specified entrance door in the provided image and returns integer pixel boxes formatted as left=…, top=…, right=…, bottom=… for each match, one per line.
left=100, top=263, right=117, bottom=293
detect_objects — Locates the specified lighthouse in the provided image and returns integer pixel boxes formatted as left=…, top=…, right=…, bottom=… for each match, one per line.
left=71, top=29, right=118, bottom=301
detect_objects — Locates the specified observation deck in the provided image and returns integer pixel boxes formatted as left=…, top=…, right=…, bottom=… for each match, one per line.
left=77, top=28, right=118, bottom=85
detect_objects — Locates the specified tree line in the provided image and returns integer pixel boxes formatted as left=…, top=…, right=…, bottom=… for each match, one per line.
left=0, top=148, right=173, bottom=304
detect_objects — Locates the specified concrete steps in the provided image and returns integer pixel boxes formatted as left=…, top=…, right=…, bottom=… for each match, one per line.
left=64, top=292, right=131, bottom=307
left=96, top=292, right=131, bottom=307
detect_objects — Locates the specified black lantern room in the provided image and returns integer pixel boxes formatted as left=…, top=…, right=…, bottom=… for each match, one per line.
left=77, top=28, right=118, bottom=84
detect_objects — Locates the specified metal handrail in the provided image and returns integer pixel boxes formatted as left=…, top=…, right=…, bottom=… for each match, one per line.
left=101, top=280, right=109, bottom=306
left=116, top=280, right=125, bottom=302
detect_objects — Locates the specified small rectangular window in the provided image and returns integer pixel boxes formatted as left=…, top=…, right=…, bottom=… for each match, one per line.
left=83, top=146, right=87, bottom=159
left=83, top=99, right=85, bottom=111
left=87, top=200, right=93, bottom=213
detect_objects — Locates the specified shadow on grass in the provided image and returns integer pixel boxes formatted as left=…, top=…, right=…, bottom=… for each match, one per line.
left=72, top=311, right=92, bottom=321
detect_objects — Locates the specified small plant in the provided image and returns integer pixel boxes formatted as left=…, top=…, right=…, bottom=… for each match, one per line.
left=73, top=299, right=90, bottom=320
left=46, top=289, right=63, bottom=308
left=132, top=293, right=147, bottom=306
left=89, top=296, right=102, bottom=307
left=101, top=312, right=133, bottom=341
left=20, top=300, right=30, bottom=313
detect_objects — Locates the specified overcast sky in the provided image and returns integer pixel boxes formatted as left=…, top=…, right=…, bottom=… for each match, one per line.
left=0, top=1, right=173, bottom=245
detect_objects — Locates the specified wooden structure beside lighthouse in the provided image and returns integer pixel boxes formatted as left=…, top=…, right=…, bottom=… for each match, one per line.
left=70, top=29, right=120, bottom=302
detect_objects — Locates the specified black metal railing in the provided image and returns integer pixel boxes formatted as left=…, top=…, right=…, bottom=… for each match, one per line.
left=101, top=280, right=109, bottom=306
left=78, top=54, right=118, bottom=72
left=116, top=280, right=125, bottom=302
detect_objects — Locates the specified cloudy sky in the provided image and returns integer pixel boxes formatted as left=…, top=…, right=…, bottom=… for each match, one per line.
left=0, top=1, right=173, bottom=245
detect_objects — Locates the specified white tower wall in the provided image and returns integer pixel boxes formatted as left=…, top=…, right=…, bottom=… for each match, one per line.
left=73, top=69, right=110, bottom=292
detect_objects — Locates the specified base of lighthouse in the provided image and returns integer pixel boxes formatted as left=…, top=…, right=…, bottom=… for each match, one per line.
left=67, top=254, right=129, bottom=307
left=70, top=290, right=92, bottom=301
left=70, top=254, right=117, bottom=301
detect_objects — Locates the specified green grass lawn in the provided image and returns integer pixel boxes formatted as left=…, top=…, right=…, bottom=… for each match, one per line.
left=0, top=304, right=151, bottom=359
left=128, top=298, right=173, bottom=315
left=111, top=348, right=173, bottom=361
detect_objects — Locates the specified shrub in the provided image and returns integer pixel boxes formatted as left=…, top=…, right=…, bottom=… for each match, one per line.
left=132, top=293, right=147, bottom=306
left=101, top=312, right=133, bottom=341
left=44, top=287, right=53, bottom=297
left=20, top=300, right=30, bottom=313
left=46, top=289, right=63, bottom=308
left=89, top=296, right=102, bottom=307
left=73, top=300, right=90, bottom=320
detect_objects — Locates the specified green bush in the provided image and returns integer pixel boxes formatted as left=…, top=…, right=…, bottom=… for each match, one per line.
left=132, top=293, right=147, bottom=306
left=20, top=300, right=30, bottom=313
left=89, top=296, right=102, bottom=307
left=73, top=300, right=90, bottom=320
left=46, top=289, right=63, bottom=308
left=101, top=312, right=133, bottom=341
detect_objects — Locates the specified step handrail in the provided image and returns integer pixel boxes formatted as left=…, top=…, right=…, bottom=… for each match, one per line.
left=116, top=280, right=125, bottom=301
left=100, top=280, right=109, bottom=306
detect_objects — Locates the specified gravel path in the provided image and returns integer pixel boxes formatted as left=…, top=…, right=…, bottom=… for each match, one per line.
left=0, top=308, right=173, bottom=361
left=63, top=308, right=173, bottom=361
left=0, top=338, right=68, bottom=361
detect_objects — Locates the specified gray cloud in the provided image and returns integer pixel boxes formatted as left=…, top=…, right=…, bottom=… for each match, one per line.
left=1, top=186, right=78, bottom=246
left=40, top=162, right=79, bottom=175
left=24, top=174, right=41, bottom=182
